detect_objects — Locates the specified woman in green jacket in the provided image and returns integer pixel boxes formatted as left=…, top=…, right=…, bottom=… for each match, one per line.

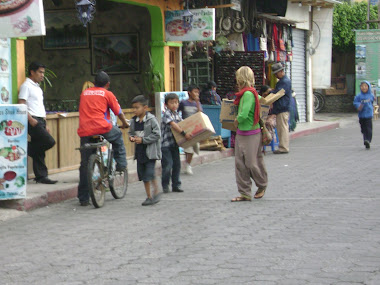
left=231, top=66, right=268, bottom=202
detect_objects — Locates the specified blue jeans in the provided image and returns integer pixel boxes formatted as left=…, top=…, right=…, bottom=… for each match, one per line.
left=161, top=146, right=181, bottom=189
left=78, top=126, right=127, bottom=202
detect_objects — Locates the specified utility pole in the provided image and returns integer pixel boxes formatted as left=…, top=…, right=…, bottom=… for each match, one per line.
left=378, top=1, right=380, bottom=29
left=367, top=1, right=370, bottom=29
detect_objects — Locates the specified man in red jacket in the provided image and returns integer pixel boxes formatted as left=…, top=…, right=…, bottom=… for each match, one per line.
left=77, top=71, right=129, bottom=206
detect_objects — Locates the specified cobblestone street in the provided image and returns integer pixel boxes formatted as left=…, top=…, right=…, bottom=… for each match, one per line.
left=1, top=119, right=380, bottom=285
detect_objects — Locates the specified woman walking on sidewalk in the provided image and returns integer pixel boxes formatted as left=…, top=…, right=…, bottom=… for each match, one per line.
left=231, top=66, right=268, bottom=202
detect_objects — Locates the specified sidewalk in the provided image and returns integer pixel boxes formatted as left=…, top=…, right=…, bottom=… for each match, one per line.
left=0, top=113, right=351, bottom=212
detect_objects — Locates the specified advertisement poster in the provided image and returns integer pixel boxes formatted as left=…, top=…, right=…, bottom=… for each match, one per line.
left=155, top=91, right=189, bottom=124
left=355, top=30, right=380, bottom=96
left=0, top=104, right=28, bottom=200
left=0, top=38, right=12, bottom=104
left=0, top=0, right=46, bottom=38
left=165, top=8, right=215, bottom=42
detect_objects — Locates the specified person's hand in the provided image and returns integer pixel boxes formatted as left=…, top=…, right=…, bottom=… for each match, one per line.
left=121, top=120, right=130, bottom=129
left=234, top=118, right=238, bottom=128
left=30, top=118, right=38, bottom=127
left=135, top=137, right=143, bottom=144
left=129, top=136, right=136, bottom=142
left=358, top=104, right=364, bottom=111
left=185, top=133, right=192, bottom=141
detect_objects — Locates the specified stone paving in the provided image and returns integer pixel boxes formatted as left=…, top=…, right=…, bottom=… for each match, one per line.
left=1, top=117, right=380, bottom=284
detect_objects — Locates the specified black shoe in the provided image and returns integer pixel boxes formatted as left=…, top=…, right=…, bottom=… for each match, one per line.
left=36, top=177, right=58, bottom=184
left=163, top=187, right=169, bottom=193
left=364, top=140, right=370, bottom=149
left=142, top=197, right=155, bottom=206
left=115, top=165, right=127, bottom=172
left=80, top=201, right=90, bottom=206
left=172, top=188, right=184, bottom=192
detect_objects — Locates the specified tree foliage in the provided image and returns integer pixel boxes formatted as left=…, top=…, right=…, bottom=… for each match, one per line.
left=333, top=2, right=378, bottom=52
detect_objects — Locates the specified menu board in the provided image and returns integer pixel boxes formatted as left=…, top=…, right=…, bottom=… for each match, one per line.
left=0, top=38, right=12, bottom=104
left=0, top=104, right=28, bottom=200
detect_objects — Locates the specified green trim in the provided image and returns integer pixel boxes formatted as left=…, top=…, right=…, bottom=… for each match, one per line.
left=150, top=41, right=182, bottom=47
left=165, top=42, right=182, bottom=47
left=109, top=0, right=165, bottom=78
left=10, top=39, right=18, bottom=104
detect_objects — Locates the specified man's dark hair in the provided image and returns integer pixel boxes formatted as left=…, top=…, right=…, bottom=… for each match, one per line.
left=207, top=81, right=217, bottom=90
left=187, top=85, right=200, bottom=92
left=132, top=95, right=148, bottom=106
left=28, top=62, right=46, bottom=75
left=164, top=93, right=179, bottom=104
left=260, top=85, right=271, bottom=95
left=94, top=71, right=110, bottom=87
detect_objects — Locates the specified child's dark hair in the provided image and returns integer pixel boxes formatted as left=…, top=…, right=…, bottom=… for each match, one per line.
left=164, top=93, right=179, bottom=104
left=28, top=62, right=46, bottom=75
left=187, top=85, right=200, bottom=92
left=207, top=81, right=217, bottom=90
left=132, top=95, right=148, bottom=106
left=260, top=85, right=271, bottom=95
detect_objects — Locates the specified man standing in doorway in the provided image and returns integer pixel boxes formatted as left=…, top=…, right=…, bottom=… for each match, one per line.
left=18, top=62, right=57, bottom=184
left=271, top=63, right=292, bottom=154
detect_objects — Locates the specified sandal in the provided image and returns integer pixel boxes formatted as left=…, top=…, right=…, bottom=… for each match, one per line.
left=254, top=187, right=266, bottom=199
left=231, top=196, right=251, bottom=202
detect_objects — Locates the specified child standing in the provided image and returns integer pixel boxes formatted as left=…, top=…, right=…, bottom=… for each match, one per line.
left=179, top=85, right=202, bottom=175
left=353, top=81, right=375, bottom=149
left=161, top=93, right=192, bottom=193
left=129, top=95, right=162, bottom=206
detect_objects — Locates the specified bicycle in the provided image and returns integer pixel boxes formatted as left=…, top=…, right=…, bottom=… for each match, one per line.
left=78, top=135, right=128, bottom=208
left=313, top=91, right=325, bottom=113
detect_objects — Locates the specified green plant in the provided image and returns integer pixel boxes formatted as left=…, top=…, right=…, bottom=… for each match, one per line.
left=25, top=64, right=57, bottom=92
left=143, top=52, right=164, bottom=94
left=333, top=2, right=378, bottom=53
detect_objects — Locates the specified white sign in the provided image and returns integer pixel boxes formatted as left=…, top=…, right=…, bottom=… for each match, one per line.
left=0, top=38, right=12, bottom=104
left=0, top=104, right=28, bottom=200
left=231, top=0, right=241, bottom=12
left=0, top=0, right=46, bottom=38
left=165, top=8, right=215, bottom=42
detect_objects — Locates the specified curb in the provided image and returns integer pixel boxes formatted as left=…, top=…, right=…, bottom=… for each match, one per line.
left=1, top=121, right=338, bottom=212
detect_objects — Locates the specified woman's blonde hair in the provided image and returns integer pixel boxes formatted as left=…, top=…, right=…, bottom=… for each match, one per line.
left=235, top=66, right=255, bottom=89
left=82, top=81, right=94, bottom=92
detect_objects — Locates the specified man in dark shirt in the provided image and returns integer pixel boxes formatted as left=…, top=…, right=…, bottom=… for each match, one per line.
left=271, top=63, right=292, bottom=154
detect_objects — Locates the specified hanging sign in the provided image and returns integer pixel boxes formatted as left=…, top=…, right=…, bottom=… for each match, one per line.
left=231, top=0, right=241, bottom=12
left=0, top=104, right=28, bottom=200
left=0, top=0, right=46, bottom=38
left=165, top=8, right=215, bottom=42
left=0, top=38, right=12, bottom=104
left=355, top=29, right=380, bottom=96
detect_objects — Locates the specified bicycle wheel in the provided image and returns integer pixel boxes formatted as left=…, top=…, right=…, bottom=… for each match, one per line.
left=314, top=91, right=325, bottom=113
left=109, top=167, right=128, bottom=199
left=88, top=154, right=106, bottom=208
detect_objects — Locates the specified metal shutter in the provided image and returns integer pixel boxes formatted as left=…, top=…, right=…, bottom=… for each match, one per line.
left=291, top=29, right=307, bottom=123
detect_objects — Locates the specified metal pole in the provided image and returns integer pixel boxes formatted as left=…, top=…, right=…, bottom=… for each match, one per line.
left=378, top=1, right=380, bottom=29
left=367, top=1, right=370, bottom=29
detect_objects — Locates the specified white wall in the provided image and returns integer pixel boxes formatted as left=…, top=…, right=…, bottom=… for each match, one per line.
left=285, top=2, right=310, bottom=30
left=311, top=8, right=333, bottom=89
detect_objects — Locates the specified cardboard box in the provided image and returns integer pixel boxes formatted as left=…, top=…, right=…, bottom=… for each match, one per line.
left=172, top=112, right=215, bottom=149
left=220, top=99, right=270, bottom=131
left=259, top=88, right=285, bottom=105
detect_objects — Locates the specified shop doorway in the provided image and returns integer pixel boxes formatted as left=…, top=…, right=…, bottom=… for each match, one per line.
left=169, top=47, right=180, bottom=91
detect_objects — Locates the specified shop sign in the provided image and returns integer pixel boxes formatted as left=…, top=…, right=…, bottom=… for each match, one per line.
left=0, top=104, right=28, bottom=200
left=231, top=0, right=241, bottom=12
left=0, top=0, right=46, bottom=38
left=165, top=8, right=215, bottom=42
left=355, top=29, right=380, bottom=96
left=0, top=38, right=12, bottom=104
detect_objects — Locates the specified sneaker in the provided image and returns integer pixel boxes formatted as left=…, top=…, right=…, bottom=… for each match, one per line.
left=115, top=165, right=127, bottom=172
left=185, top=164, right=193, bottom=175
left=163, top=187, right=169, bottom=193
left=364, top=140, right=370, bottom=149
left=172, top=187, right=184, bottom=193
left=80, top=201, right=90, bottom=206
left=153, top=192, right=162, bottom=204
left=142, top=197, right=155, bottom=206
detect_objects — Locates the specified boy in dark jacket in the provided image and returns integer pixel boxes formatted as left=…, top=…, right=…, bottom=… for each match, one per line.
left=353, top=81, right=375, bottom=149
left=129, top=95, right=162, bottom=205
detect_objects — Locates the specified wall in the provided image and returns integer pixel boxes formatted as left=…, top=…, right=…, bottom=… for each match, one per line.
left=285, top=2, right=310, bottom=30
left=24, top=0, right=151, bottom=108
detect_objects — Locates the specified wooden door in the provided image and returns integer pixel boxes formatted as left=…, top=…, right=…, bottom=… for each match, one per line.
left=169, top=47, right=180, bottom=91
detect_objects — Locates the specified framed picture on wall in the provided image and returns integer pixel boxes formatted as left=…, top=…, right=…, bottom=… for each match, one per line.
left=43, top=10, right=89, bottom=50
left=91, top=33, right=139, bottom=74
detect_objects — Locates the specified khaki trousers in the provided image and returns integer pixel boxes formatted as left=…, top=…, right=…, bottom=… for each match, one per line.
left=276, top=112, right=290, bottom=152
left=235, top=133, right=268, bottom=198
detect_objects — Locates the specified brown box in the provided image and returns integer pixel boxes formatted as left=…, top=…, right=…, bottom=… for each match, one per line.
left=172, top=112, right=215, bottom=149
left=259, top=88, right=285, bottom=105
left=220, top=99, right=270, bottom=131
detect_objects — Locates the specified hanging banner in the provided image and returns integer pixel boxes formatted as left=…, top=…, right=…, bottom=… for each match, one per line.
left=165, top=8, right=215, bottom=42
left=0, top=0, right=46, bottom=38
left=0, top=38, right=12, bottom=104
left=0, top=104, right=28, bottom=200
left=355, top=29, right=380, bottom=96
